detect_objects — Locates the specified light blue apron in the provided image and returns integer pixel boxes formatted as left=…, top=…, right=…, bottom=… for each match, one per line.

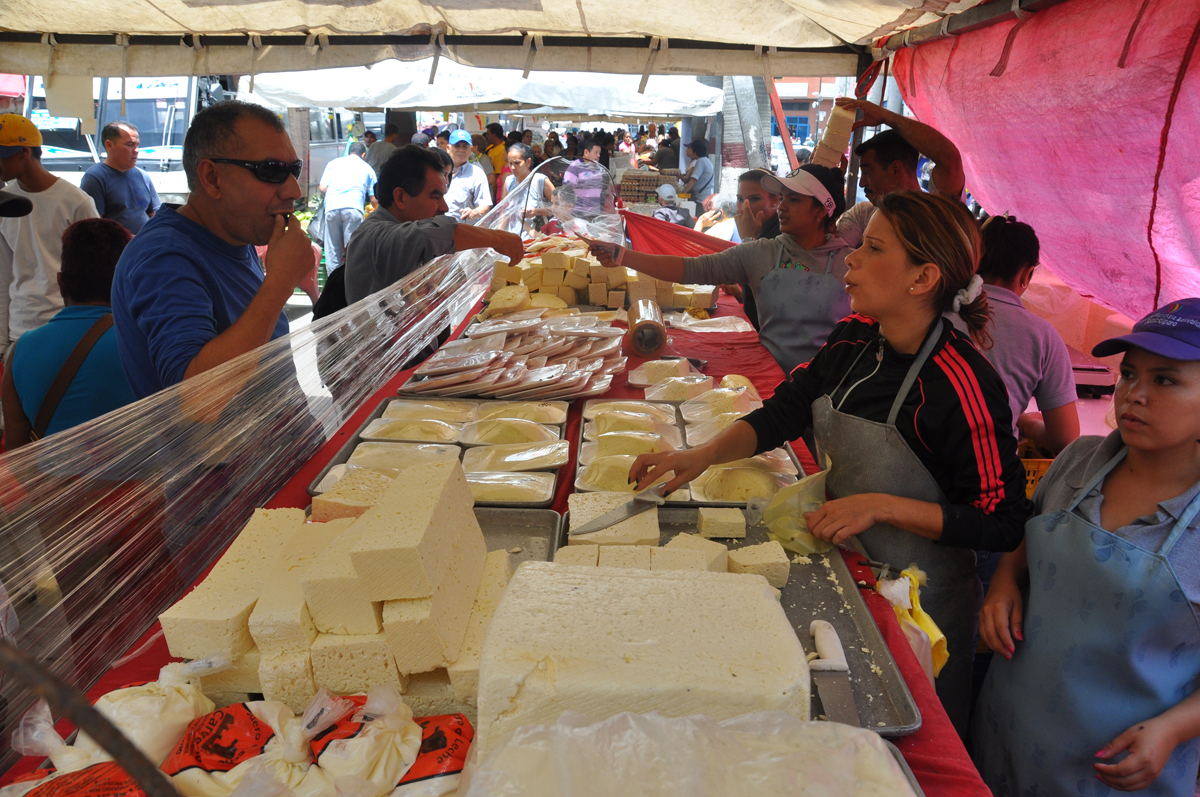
left=974, top=447, right=1200, bottom=797
left=755, top=244, right=850, bottom=374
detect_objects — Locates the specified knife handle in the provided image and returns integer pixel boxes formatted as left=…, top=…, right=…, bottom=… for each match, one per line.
left=809, top=620, right=849, bottom=672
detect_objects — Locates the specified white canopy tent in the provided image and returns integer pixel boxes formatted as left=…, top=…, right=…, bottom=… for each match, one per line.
left=0, top=1, right=988, bottom=79
left=237, top=58, right=725, bottom=117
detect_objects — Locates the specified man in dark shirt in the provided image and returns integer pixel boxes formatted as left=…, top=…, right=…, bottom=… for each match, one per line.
left=651, top=184, right=694, bottom=227
left=80, top=122, right=160, bottom=235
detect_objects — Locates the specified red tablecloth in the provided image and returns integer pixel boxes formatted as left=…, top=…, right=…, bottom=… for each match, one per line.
left=1, top=296, right=989, bottom=796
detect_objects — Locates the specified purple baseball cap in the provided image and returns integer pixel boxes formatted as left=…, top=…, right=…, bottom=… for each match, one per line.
left=1092, top=298, right=1200, bottom=361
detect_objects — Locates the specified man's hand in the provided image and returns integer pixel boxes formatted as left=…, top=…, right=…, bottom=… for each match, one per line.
left=835, top=97, right=891, bottom=132
left=1095, top=717, right=1181, bottom=791
left=454, top=224, right=525, bottom=266
left=264, top=213, right=313, bottom=293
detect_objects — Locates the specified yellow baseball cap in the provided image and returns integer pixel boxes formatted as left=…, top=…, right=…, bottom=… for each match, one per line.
left=0, top=114, right=43, bottom=157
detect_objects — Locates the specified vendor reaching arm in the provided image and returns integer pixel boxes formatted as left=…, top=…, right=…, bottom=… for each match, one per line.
left=343, top=145, right=523, bottom=304
left=588, top=164, right=853, bottom=374
left=975, top=298, right=1200, bottom=796
left=834, top=97, right=965, bottom=250
left=630, top=191, right=1030, bottom=739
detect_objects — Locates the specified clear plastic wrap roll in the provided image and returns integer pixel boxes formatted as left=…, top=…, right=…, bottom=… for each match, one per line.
left=0, top=170, right=623, bottom=774
left=627, top=300, right=667, bottom=357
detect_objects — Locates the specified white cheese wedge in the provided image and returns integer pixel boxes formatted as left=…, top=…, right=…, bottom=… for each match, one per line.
left=649, top=547, right=708, bottom=571
left=447, top=551, right=514, bottom=704
left=402, top=669, right=475, bottom=724
left=259, top=651, right=316, bottom=713
left=727, top=541, right=790, bottom=588
left=312, top=469, right=395, bottom=522
left=597, top=545, right=652, bottom=569
left=577, top=456, right=638, bottom=493
left=567, top=492, right=660, bottom=546
left=475, top=563, right=810, bottom=758
left=159, top=508, right=305, bottom=660
left=381, top=517, right=487, bottom=675
left=301, top=526, right=384, bottom=635
left=350, top=460, right=482, bottom=601
left=664, top=533, right=728, bottom=572
left=697, top=507, right=747, bottom=539
left=310, top=632, right=405, bottom=695
left=553, top=545, right=599, bottom=566
left=200, top=647, right=261, bottom=696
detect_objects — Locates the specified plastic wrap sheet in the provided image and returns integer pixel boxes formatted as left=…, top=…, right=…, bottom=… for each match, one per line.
left=497, top=156, right=623, bottom=246
left=892, top=0, right=1200, bottom=320
left=0, top=223, right=507, bottom=773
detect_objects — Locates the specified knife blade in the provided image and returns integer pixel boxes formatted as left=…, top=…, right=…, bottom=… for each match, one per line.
left=809, top=620, right=861, bottom=727
left=568, top=485, right=666, bottom=536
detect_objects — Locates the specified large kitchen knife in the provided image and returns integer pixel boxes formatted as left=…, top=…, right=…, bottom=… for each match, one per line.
left=809, top=620, right=861, bottom=726
left=568, top=485, right=666, bottom=536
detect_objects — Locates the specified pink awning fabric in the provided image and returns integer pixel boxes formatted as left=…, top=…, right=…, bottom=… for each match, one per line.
left=892, top=0, right=1200, bottom=321
left=0, top=74, right=26, bottom=98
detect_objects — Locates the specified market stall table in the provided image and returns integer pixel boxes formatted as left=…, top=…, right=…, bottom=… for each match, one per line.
left=1, top=296, right=988, bottom=797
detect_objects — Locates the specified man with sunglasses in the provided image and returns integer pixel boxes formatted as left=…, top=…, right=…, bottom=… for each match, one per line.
left=111, top=101, right=316, bottom=399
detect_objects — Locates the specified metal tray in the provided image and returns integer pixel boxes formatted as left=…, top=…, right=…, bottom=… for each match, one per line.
left=886, top=740, right=926, bottom=796
left=476, top=507, right=562, bottom=567
left=651, top=507, right=921, bottom=737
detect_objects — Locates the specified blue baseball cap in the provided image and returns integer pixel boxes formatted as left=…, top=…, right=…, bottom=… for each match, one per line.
left=449, top=130, right=472, bottom=146
left=1092, top=298, right=1200, bottom=361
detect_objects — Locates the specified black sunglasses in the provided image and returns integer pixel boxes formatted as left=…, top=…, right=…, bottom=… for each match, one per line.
left=209, top=158, right=303, bottom=184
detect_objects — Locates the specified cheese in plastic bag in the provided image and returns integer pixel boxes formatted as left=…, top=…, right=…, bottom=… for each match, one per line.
left=302, top=686, right=423, bottom=795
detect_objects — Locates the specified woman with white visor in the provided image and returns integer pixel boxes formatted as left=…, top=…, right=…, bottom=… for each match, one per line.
left=592, top=164, right=854, bottom=374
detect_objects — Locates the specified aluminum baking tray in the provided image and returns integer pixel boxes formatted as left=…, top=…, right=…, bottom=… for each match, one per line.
left=652, top=507, right=921, bottom=737
left=476, top=507, right=562, bottom=568
left=886, top=740, right=926, bottom=796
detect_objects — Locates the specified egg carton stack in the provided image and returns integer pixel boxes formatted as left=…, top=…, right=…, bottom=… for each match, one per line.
left=398, top=310, right=627, bottom=401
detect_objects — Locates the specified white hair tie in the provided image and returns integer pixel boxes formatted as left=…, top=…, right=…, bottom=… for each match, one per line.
left=952, top=274, right=984, bottom=313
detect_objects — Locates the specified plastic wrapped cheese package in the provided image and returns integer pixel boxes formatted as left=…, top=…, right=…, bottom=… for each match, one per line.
left=466, top=472, right=556, bottom=504
left=684, top=412, right=750, bottom=447
left=459, top=711, right=917, bottom=797
left=382, top=399, right=479, bottom=424
left=461, top=441, right=570, bottom=472
left=0, top=702, right=112, bottom=796
left=357, top=419, right=463, bottom=444
left=474, top=401, right=568, bottom=425
left=723, top=449, right=801, bottom=477
left=719, top=374, right=761, bottom=400
left=578, top=431, right=681, bottom=465
left=626, top=358, right=701, bottom=387
left=303, top=686, right=423, bottom=795
left=74, top=658, right=227, bottom=766
left=691, top=467, right=797, bottom=504
left=582, top=400, right=677, bottom=423
left=459, top=419, right=559, bottom=447
left=345, top=442, right=461, bottom=475
left=679, top=388, right=763, bottom=423
left=644, top=376, right=714, bottom=402
left=583, top=413, right=680, bottom=443
left=574, top=456, right=687, bottom=499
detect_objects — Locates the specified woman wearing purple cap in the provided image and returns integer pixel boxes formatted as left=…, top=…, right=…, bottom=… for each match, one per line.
left=975, top=298, right=1200, bottom=796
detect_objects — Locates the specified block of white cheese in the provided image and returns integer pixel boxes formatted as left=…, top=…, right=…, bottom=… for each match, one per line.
left=595, top=431, right=669, bottom=458
left=447, top=550, right=514, bottom=704
left=312, top=469, right=395, bottom=522
left=727, top=541, right=791, bottom=588
left=597, top=545, right=652, bottom=569
left=248, top=518, right=354, bottom=656
left=259, top=651, right=316, bottom=714
left=381, top=518, right=487, bottom=675
left=403, top=670, right=475, bottom=725
left=567, top=492, right=660, bottom=546
left=697, top=507, right=747, bottom=539
left=159, top=508, right=305, bottom=660
left=649, top=547, right=708, bottom=571
left=350, top=460, right=483, bottom=601
left=200, top=647, right=261, bottom=696
left=310, top=632, right=405, bottom=694
left=301, top=526, right=384, bottom=635
left=576, top=456, right=639, bottom=493
left=554, top=545, right=599, bottom=566
left=475, top=562, right=810, bottom=758
left=664, top=533, right=728, bottom=572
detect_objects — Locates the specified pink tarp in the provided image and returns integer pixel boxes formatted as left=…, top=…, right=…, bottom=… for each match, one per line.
left=0, top=74, right=25, bottom=98
left=892, top=0, right=1200, bottom=321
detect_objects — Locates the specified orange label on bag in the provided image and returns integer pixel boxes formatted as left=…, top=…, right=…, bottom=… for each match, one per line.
left=398, top=714, right=474, bottom=786
left=160, top=704, right=275, bottom=775
left=309, top=695, right=369, bottom=757
left=24, top=762, right=144, bottom=797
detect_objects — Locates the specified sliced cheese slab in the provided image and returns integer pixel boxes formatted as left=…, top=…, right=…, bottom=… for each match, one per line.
left=402, top=669, right=475, bottom=725
left=159, top=508, right=305, bottom=660
left=259, top=651, right=316, bottom=714
left=554, top=545, right=599, bottom=566
left=697, top=507, right=747, bottom=539
left=301, top=526, right=383, bottom=635
left=350, top=460, right=482, bottom=601
left=664, top=533, right=728, bottom=572
left=598, top=545, right=652, bottom=569
left=447, top=550, right=514, bottom=704
left=312, top=469, right=395, bottom=522
left=248, top=518, right=354, bottom=656
left=649, top=547, right=708, bottom=571
left=727, top=541, right=790, bottom=588
left=475, top=563, right=810, bottom=758
left=310, top=632, right=405, bottom=695
left=567, top=492, right=659, bottom=546
left=200, top=647, right=261, bottom=696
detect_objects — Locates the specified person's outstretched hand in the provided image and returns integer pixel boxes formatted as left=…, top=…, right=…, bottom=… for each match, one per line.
left=629, top=448, right=715, bottom=494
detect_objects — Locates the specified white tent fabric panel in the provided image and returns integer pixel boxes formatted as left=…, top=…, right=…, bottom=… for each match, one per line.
left=238, top=59, right=725, bottom=117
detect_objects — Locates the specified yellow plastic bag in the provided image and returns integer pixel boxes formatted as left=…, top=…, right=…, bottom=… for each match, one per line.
left=762, top=459, right=833, bottom=557
left=875, top=566, right=948, bottom=679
